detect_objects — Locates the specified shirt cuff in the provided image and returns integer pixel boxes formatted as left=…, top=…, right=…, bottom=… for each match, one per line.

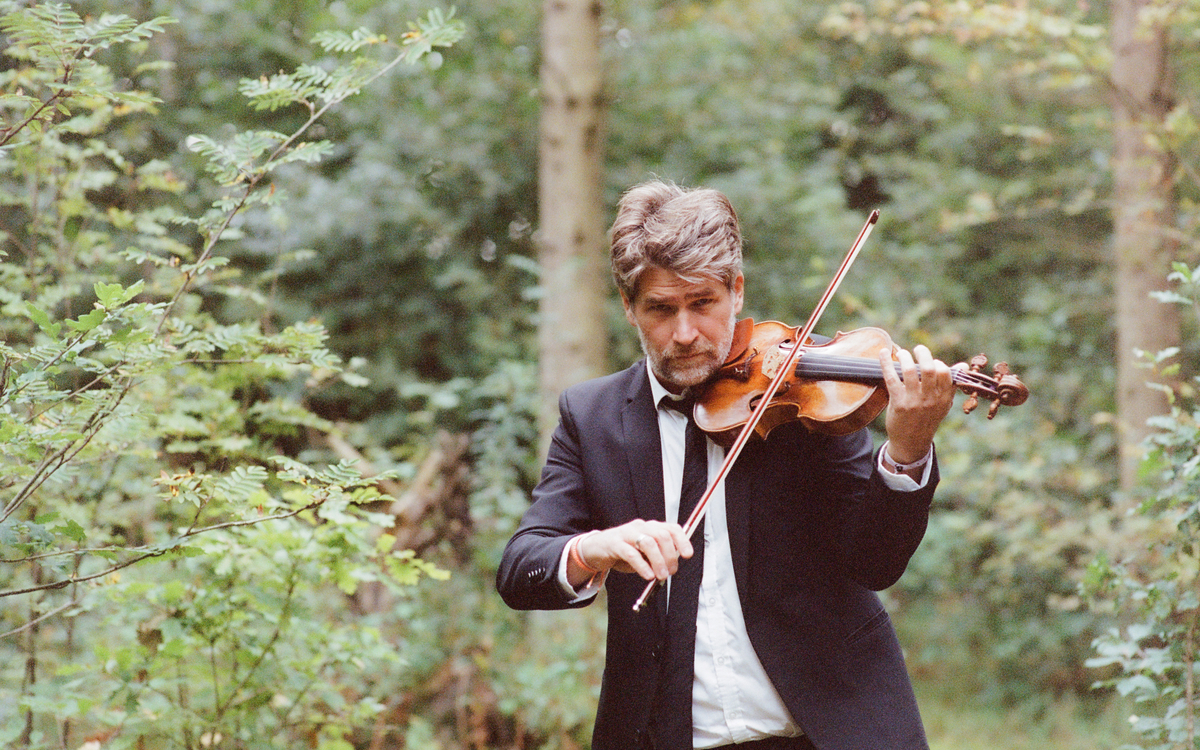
left=877, top=442, right=933, bottom=491
left=557, top=532, right=606, bottom=602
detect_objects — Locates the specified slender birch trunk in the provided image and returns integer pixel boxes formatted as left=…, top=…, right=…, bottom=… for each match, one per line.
left=1110, top=0, right=1179, bottom=488
left=537, top=0, right=608, bottom=447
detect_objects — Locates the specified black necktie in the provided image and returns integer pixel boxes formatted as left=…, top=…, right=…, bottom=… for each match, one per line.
left=654, top=394, right=708, bottom=749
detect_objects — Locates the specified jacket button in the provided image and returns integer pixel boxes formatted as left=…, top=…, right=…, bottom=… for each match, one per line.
left=651, top=643, right=663, bottom=661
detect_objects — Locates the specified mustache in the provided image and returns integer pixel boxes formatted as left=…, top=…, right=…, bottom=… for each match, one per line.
left=664, top=341, right=718, bottom=360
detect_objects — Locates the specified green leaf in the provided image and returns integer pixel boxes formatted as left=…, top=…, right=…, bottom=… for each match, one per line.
left=26, top=302, right=62, bottom=338
left=94, top=279, right=144, bottom=308
left=312, top=27, right=387, bottom=53
left=52, top=519, right=87, bottom=544
left=1115, top=674, right=1159, bottom=699
left=334, top=565, right=358, bottom=595
left=374, top=533, right=396, bottom=555
left=64, top=307, right=106, bottom=332
left=1149, top=290, right=1193, bottom=306
left=213, top=466, right=270, bottom=503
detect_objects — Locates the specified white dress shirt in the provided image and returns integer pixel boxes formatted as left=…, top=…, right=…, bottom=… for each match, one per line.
left=559, top=366, right=931, bottom=748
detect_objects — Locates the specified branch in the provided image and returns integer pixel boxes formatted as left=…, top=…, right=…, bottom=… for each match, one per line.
left=155, top=44, right=420, bottom=334
left=0, top=498, right=326, bottom=608
left=2, top=385, right=127, bottom=524
left=213, top=564, right=297, bottom=720
left=22, top=363, right=132, bottom=425
left=0, top=597, right=78, bottom=640
left=0, top=50, right=80, bottom=148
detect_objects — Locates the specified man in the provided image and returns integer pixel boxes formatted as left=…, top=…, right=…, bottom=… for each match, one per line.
left=496, top=180, right=956, bottom=750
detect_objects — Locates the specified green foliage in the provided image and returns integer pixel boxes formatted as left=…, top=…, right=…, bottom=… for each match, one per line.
left=4, top=0, right=1197, bottom=747
left=27, top=516, right=415, bottom=749
left=1083, top=264, right=1200, bottom=750
left=0, top=2, right=174, bottom=146
left=265, top=0, right=542, bottom=426
left=0, top=2, right=463, bottom=746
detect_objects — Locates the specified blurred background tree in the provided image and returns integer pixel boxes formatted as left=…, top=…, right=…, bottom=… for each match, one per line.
left=2, top=0, right=1198, bottom=748
left=536, top=0, right=607, bottom=446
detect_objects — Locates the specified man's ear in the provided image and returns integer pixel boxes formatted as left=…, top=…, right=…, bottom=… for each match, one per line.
left=621, top=291, right=637, bottom=327
left=732, top=274, right=745, bottom=315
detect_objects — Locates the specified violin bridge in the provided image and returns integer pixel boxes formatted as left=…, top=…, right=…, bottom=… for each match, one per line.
left=762, top=341, right=795, bottom=380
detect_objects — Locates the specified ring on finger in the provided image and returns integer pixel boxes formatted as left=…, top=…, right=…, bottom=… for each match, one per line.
left=634, top=534, right=651, bottom=549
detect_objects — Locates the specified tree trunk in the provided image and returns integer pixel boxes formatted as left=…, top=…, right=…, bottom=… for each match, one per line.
left=1110, top=0, right=1179, bottom=488
left=537, top=0, right=608, bottom=447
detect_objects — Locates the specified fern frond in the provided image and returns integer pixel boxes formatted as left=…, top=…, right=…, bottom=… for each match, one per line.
left=312, top=27, right=386, bottom=54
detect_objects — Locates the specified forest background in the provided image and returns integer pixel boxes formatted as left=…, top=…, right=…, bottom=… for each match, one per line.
left=2, top=0, right=1199, bottom=749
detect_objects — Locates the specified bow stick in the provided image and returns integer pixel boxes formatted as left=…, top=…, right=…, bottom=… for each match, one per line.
left=632, top=210, right=880, bottom=612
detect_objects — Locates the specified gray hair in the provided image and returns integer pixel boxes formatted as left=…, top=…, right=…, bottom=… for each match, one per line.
left=609, top=180, right=743, bottom=301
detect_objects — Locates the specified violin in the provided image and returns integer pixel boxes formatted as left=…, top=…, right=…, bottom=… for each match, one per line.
left=693, top=319, right=1029, bottom=446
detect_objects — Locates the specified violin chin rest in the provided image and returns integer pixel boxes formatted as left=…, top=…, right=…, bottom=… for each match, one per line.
left=723, top=317, right=756, bottom=364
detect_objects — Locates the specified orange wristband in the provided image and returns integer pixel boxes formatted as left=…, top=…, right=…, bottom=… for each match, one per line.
left=569, top=532, right=603, bottom=588
left=570, top=532, right=601, bottom=575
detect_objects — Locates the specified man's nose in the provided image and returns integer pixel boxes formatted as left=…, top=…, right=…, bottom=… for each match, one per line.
left=672, top=312, right=699, bottom=345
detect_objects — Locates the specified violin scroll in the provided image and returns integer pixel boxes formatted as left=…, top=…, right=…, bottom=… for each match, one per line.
left=956, top=354, right=1030, bottom=419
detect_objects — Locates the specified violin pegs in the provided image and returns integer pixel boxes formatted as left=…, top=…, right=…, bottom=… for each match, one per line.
left=960, top=354, right=990, bottom=415
left=963, top=393, right=979, bottom=415
left=960, top=354, right=1024, bottom=417
left=987, top=361, right=1008, bottom=418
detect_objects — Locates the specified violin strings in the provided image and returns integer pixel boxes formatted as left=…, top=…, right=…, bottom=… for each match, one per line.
left=794, top=353, right=1000, bottom=394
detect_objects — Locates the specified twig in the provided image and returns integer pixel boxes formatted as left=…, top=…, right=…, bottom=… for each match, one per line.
left=154, top=44, right=419, bottom=335
left=0, top=598, right=78, bottom=640
left=0, top=498, right=325, bottom=606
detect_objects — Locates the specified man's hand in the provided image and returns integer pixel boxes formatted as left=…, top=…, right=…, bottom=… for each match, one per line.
left=567, top=519, right=694, bottom=588
left=877, top=344, right=956, bottom=470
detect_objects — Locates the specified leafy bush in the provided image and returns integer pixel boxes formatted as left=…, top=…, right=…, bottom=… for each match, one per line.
left=0, top=3, right=462, bottom=747
left=1083, top=262, right=1200, bottom=750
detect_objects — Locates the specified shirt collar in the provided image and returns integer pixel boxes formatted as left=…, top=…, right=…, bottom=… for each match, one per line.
left=647, top=365, right=692, bottom=411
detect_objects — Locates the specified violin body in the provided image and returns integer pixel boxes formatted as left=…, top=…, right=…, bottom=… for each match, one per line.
left=696, top=321, right=894, bottom=444
left=693, top=319, right=1029, bottom=446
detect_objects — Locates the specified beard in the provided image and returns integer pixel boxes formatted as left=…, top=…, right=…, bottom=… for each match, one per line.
left=639, top=309, right=738, bottom=391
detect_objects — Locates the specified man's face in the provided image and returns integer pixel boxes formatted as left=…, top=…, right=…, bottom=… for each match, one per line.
left=622, top=266, right=744, bottom=393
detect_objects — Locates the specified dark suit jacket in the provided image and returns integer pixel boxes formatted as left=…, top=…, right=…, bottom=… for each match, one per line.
left=496, top=359, right=935, bottom=750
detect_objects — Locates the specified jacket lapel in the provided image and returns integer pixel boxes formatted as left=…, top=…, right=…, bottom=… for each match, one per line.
left=620, top=360, right=669, bottom=624
left=621, top=360, right=666, bottom=525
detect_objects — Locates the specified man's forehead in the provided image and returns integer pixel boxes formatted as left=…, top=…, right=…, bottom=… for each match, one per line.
left=640, top=285, right=722, bottom=303
left=634, top=270, right=726, bottom=303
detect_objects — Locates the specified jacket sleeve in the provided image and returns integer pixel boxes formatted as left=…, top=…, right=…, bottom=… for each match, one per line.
left=820, top=428, right=938, bottom=590
left=495, top=390, right=599, bottom=611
